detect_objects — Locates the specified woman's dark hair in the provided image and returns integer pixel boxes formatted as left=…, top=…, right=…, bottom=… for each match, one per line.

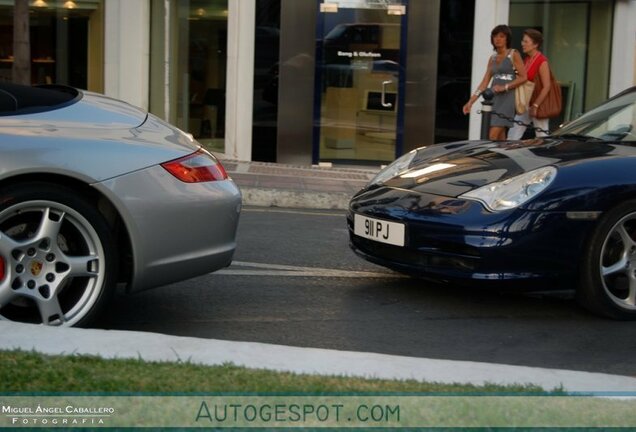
left=523, top=28, right=544, bottom=49
left=490, top=24, right=512, bottom=49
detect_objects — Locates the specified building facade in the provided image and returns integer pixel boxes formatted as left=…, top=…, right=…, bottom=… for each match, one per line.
left=2, top=0, right=635, bottom=165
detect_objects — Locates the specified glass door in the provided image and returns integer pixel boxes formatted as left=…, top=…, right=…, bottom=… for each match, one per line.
left=150, top=0, right=228, bottom=155
left=315, top=0, right=407, bottom=164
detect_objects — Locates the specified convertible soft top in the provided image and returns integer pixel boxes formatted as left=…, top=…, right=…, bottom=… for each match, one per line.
left=0, top=83, right=80, bottom=115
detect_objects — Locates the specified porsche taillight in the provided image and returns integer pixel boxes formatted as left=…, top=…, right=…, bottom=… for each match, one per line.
left=161, top=149, right=228, bottom=183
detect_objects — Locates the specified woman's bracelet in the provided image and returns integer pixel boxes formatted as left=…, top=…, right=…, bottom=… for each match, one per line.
left=532, top=103, right=539, bottom=108
left=505, top=84, right=509, bottom=92
left=473, top=89, right=482, bottom=97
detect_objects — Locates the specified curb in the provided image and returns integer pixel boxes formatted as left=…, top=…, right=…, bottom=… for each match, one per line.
left=2, top=322, right=636, bottom=392
left=240, top=187, right=353, bottom=210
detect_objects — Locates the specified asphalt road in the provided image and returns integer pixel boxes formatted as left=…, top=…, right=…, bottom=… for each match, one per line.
left=109, top=207, right=636, bottom=376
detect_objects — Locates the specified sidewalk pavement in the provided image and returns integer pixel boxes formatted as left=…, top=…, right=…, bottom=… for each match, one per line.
left=221, top=159, right=380, bottom=210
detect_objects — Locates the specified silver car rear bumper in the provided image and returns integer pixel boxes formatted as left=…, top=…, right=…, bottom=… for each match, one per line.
left=95, top=164, right=241, bottom=292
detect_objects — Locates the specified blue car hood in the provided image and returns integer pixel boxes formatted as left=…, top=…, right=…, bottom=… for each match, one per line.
left=383, top=139, right=636, bottom=197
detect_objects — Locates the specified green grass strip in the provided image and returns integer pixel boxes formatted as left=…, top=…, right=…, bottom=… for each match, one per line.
left=0, top=350, right=547, bottom=394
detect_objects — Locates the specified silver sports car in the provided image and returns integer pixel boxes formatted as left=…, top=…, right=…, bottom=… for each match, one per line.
left=0, top=83, right=241, bottom=327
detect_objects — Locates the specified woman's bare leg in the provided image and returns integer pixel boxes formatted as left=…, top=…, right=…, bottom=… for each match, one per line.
left=489, top=126, right=506, bottom=140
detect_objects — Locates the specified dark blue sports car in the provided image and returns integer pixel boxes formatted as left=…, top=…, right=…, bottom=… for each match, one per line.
left=349, top=86, right=636, bottom=319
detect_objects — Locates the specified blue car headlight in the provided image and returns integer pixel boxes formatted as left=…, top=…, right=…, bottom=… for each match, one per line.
left=369, top=149, right=418, bottom=186
left=460, top=166, right=557, bottom=212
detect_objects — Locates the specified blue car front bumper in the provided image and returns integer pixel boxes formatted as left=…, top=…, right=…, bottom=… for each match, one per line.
left=348, top=188, right=598, bottom=289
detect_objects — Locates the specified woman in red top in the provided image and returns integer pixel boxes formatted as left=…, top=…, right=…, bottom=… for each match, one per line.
left=508, top=29, right=552, bottom=140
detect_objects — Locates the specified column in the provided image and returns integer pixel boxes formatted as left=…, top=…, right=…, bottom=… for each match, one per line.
left=468, top=0, right=510, bottom=140
left=224, top=0, right=256, bottom=160
left=104, top=0, right=150, bottom=110
left=609, top=0, right=636, bottom=96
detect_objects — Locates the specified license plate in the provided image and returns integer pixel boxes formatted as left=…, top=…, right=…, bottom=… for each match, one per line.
left=354, top=214, right=405, bottom=247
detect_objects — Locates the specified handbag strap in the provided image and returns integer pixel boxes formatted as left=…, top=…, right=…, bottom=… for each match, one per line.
left=525, top=53, right=541, bottom=74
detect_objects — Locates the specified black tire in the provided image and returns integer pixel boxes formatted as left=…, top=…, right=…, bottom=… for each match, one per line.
left=578, top=200, right=636, bottom=320
left=0, top=182, right=117, bottom=327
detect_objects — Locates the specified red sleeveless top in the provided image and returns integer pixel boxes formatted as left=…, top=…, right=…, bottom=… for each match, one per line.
left=525, top=53, right=547, bottom=81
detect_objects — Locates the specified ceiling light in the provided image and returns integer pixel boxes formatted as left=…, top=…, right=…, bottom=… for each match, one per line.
left=32, top=0, right=48, bottom=7
left=64, top=0, right=77, bottom=9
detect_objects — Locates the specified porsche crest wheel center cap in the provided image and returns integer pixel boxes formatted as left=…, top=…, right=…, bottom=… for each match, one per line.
left=30, top=261, right=44, bottom=277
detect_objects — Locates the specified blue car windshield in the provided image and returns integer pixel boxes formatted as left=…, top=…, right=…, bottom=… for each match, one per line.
left=553, top=90, right=636, bottom=142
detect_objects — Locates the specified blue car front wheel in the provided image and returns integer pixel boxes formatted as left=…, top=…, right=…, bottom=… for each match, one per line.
left=579, top=200, right=636, bottom=320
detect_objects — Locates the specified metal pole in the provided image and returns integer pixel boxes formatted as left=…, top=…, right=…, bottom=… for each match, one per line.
left=480, top=88, right=495, bottom=140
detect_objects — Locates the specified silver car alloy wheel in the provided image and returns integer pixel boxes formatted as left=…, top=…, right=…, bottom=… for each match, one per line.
left=0, top=200, right=106, bottom=326
left=599, top=211, right=636, bottom=311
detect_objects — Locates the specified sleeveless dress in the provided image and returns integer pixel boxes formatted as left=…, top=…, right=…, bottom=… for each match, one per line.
left=490, top=50, right=516, bottom=128
left=525, top=53, right=547, bottom=81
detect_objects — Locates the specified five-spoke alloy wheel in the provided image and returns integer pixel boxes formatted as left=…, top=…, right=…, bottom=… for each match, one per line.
left=580, top=201, right=636, bottom=319
left=0, top=183, right=116, bottom=327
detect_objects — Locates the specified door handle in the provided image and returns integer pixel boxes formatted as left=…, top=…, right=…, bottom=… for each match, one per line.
left=381, top=80, right=393, bottom=108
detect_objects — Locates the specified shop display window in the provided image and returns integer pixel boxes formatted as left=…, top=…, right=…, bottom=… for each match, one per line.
left=0, top=0, right=104, bottom=91
left=150, top=0, right=228, bottom=155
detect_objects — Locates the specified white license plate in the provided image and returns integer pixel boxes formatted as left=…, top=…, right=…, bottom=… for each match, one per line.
left=354, top=214, right=405, bottom=247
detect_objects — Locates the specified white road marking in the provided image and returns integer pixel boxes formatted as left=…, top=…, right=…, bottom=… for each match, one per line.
left=215, top=261, right=404, bottom=278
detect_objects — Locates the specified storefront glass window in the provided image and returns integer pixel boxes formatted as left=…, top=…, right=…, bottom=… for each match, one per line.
left=150, top=0, right=228, bottom=155
left=510, top=0, right=614, bottom=127
left=315, top=1, right=406, bottom=164
left=0, top=0, right=104, bottom=91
